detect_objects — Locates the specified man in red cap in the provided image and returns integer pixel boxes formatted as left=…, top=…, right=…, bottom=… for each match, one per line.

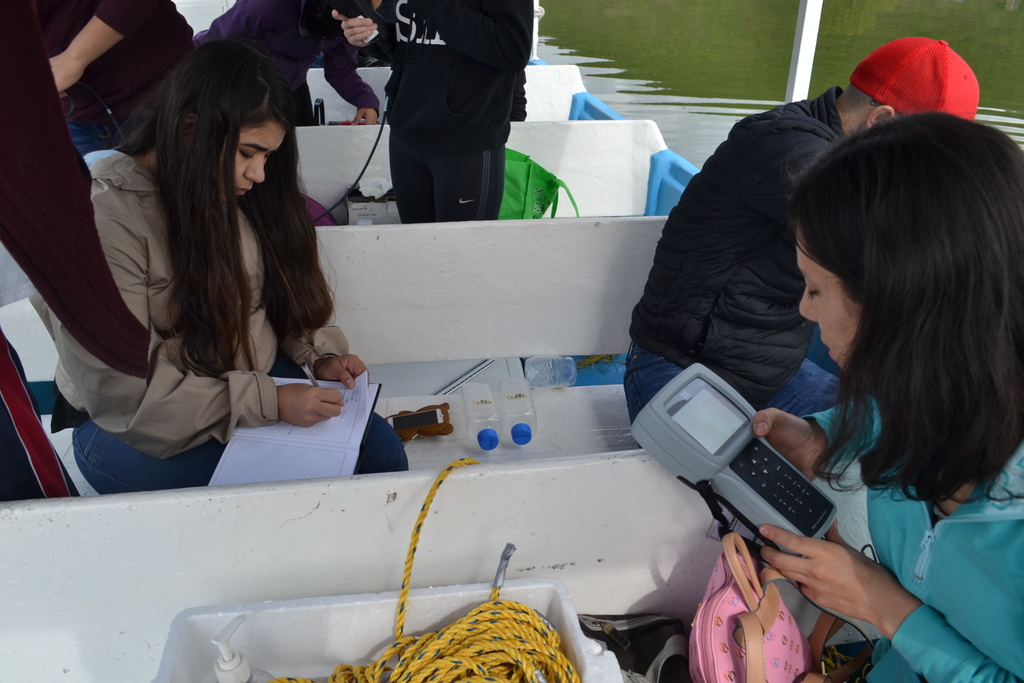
left=626, top=38, right=979, bottom=422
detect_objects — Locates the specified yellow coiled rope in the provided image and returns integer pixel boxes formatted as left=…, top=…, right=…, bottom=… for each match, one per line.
left=271, top=458, right=582, bottom=683
left=573, top=355, right=624, bottom=375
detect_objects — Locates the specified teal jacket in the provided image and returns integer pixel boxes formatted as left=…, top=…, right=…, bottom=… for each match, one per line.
left=812, top=408, right=1024, bottom=683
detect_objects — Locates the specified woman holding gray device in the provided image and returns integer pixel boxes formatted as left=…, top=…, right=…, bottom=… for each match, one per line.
left=753, top=113, right=1024, bottom=681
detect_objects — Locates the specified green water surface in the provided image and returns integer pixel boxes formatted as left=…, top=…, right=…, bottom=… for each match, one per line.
left=540, top=0, right=1024, bottom=115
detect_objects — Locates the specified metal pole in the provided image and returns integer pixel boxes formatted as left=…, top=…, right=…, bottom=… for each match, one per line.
left=532, top=0, right=545, bottom=63
left=785, top=0, right=824, bottom=102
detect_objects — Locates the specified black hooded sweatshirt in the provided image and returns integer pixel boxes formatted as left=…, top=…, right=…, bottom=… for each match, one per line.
left=373, top=0, right=532, bottom=153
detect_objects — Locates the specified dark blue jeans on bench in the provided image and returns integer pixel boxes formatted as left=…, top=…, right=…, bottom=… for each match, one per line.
left=623, top=342, right=838, bottom=423
left=73, top=356, right=408, bottom=494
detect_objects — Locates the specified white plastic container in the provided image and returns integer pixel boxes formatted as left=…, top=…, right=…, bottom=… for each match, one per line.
left=210, top=615, right=274, bottom=683
left=525, top=356, right=577, bottom=389
left=460, top=382, right=501, bottom=450
left=498, top=377, right=537, bottom=445
left=153, top=579, right=619, bottom=683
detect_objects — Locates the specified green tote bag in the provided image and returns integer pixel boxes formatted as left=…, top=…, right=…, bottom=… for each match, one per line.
left=499, top=149, right=580, bottom=220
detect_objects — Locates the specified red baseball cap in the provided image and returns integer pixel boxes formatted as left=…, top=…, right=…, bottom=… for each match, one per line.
left=850, top=37, right=979, bottom=120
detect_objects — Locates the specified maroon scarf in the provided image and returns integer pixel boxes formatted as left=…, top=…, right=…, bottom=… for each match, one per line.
left=0, top=0, right=149, bottom=377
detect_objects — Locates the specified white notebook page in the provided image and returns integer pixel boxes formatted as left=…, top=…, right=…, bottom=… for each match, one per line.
left=209, top=373, right=379, bottom=485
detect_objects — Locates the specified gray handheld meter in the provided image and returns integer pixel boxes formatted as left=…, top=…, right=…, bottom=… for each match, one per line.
left=631, top=363, right=836, bottom=541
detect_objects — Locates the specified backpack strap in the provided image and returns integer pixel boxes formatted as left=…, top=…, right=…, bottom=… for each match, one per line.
left=723, top=531, right=764, bottom=609
left=741, top=573, right=874, bottom=683
left=735, top=610, right=769, bottom=683
left=642, top=634, right=689, bottom=683
left=549, top=179, right=580, bottom=218
left=695, top=479, right=733, bottom=539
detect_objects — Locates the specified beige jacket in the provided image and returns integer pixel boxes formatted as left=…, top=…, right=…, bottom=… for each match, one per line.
left=34, top=153, right=349, bottom=458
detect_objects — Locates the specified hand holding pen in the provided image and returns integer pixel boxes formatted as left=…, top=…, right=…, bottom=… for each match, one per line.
left=275, top=359, right=347, bottom=427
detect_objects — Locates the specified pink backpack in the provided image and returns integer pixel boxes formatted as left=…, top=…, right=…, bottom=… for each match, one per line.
left=689, top=533, right=871, bottom=683
left=689, top=533, right=811, bottom=683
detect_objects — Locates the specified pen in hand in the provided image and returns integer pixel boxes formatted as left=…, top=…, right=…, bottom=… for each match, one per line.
left=300, top=362, right=321, bottom=387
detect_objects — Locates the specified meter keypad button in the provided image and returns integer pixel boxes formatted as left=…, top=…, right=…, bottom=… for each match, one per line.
left=728, top=440, right=834, bottom=535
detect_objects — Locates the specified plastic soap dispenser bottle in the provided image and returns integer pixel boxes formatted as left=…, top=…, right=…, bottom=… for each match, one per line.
left=211, top=615, right=274, bottom=683
left=460, top=382, right=501, bottom=451
left=498, top=377, right=537, bottom=445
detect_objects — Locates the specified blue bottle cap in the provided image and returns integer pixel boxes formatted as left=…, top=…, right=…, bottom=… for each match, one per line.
left=477, top=428, right=499, bottom=451
left=511, top=423, right=532, bottom=445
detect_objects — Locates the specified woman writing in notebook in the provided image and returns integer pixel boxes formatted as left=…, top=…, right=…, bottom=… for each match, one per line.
left=753, top=114, right=1024, bottom=682
left=36, top=40, right=407, bottom=494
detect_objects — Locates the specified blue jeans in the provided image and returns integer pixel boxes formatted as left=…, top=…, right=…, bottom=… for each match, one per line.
left=73, top=356, right=408, bottom=494
left=623, top=342, right=838, bottom=423
left=764, top=356, right=839, bottom=416
left=67, top=119, right=130, bottom=157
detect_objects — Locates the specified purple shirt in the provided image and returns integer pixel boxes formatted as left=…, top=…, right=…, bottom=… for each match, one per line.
left=195, top=0, right=379, bottom=112
left=35, top=0, right=194, bottom=122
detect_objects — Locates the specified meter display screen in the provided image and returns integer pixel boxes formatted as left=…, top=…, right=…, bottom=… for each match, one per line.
left=666, top=380, right=748, bottom=455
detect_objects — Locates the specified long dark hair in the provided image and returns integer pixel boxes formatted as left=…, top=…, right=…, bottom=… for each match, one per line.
left=121, top=40, right=334, bottom=376
left=789, top=113, right=1024, bottom=503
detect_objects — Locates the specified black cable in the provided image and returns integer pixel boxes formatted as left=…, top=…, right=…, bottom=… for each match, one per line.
left=67, top=81, right=123, bottom=136
left=314, top=96, right=389, bottom=223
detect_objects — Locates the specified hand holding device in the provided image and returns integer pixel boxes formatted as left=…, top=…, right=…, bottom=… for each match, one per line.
left=327, top=0, right=385, bottom=44
left=631, top=363, right=837, bottom=545
left=760, top=524, right=919, bottom=640
left=752, top=408, right=828, bottom=481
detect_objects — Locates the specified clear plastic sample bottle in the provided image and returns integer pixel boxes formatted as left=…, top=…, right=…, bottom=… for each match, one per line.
left=460, top=382, right=501, bottom=450
left=498, top=377, right=537, bottom=445
left=524, top=355, right=577, bottom=389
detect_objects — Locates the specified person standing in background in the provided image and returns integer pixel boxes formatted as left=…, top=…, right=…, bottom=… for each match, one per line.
left=337, top=0, right=533, bottom=224
left=35, top=0, right=194, bottom=156
left=196, top=0, right=380, bottom=126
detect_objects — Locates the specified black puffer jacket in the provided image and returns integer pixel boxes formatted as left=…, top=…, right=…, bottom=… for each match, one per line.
left=630, top=88, right=844, bottom=407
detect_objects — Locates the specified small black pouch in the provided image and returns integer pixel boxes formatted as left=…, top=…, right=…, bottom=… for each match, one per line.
left=50, top=382, right=89, bottom=433
left=578, top=613, right=689, bottom=681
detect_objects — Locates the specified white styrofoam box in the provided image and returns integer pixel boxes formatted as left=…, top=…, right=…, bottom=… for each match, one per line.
left=153, top=578, right=620, bottom=683
left=346, top=193, right=401, bottom=225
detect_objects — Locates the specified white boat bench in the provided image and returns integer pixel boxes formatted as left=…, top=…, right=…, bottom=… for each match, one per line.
left=302, top=64, right=699, bottom=221
left=321, top=215, right=663, bottom=469
left=298, top=119, right=685, bottom=222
